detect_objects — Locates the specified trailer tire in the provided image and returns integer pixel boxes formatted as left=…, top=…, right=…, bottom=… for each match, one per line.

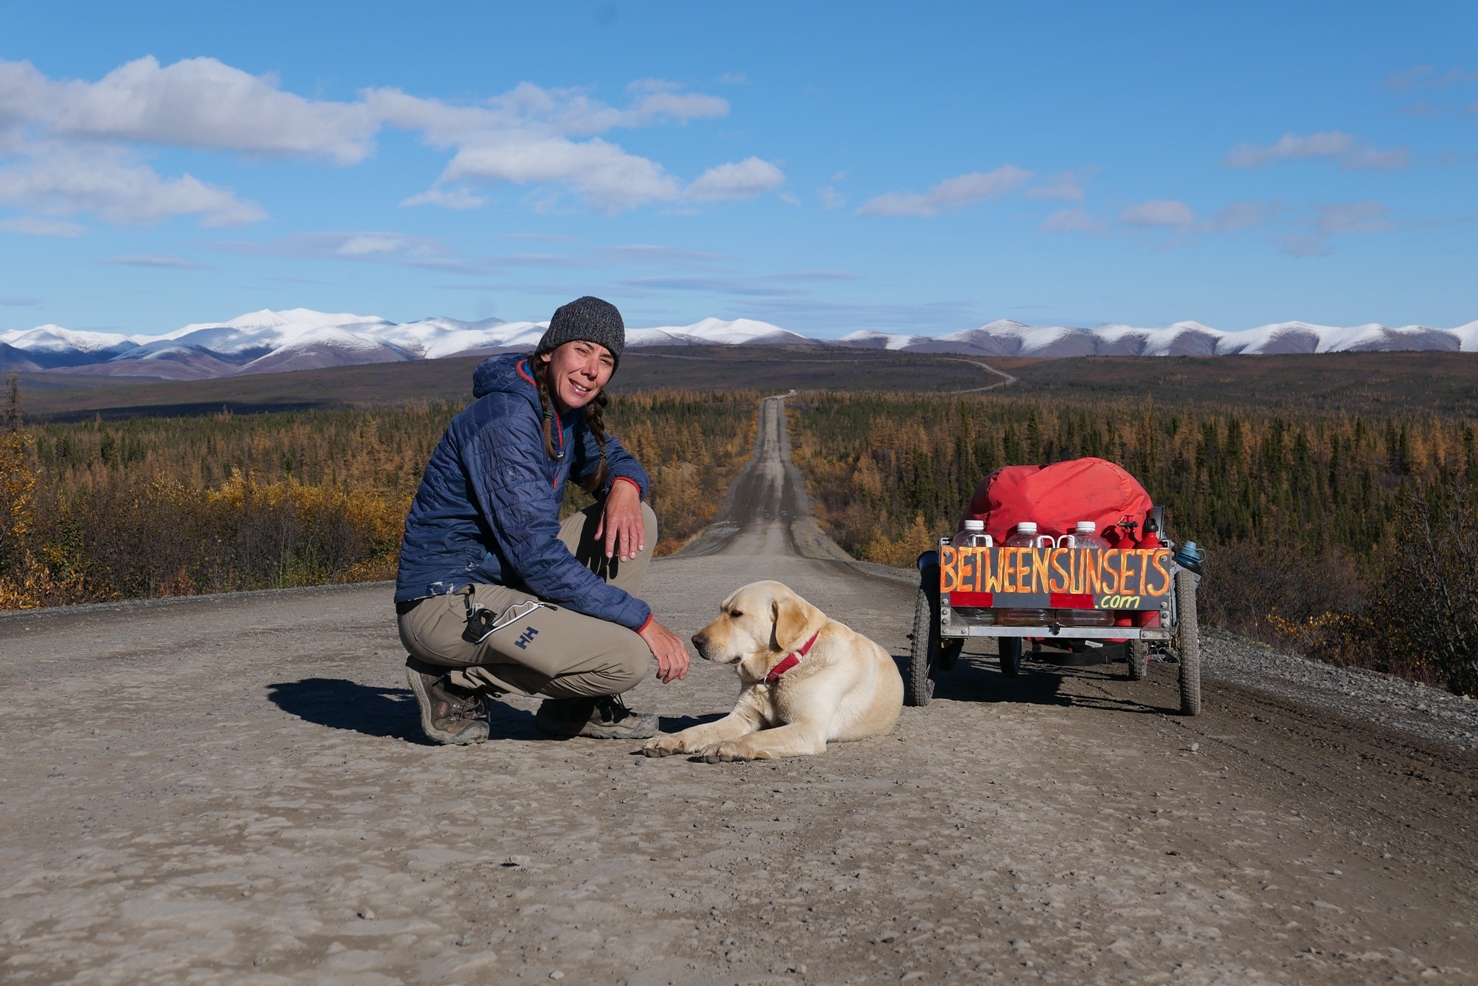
left=999, top=636, right=1022, bottom=678
left=907, top=587, right=935, bottom=706
left=1127, top=639, right=1149, bottom=680
left=1176, top=569, right=1202, bottom=715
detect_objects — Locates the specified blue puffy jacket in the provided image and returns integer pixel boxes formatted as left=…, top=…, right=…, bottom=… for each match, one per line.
left=394, top=353, right=653, bottom=630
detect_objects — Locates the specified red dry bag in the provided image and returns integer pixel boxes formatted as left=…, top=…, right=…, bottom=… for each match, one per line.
left=960, top=457, right=1154, bottom=546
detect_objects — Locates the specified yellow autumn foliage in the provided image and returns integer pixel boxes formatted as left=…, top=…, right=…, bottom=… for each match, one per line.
left=4, top=391, right=758, bottom=608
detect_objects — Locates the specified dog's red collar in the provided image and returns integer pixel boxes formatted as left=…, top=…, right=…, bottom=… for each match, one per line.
left=765, top=631, right=820, bottom=685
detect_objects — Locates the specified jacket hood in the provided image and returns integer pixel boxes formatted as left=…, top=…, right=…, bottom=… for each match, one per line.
left=472, top=352, right=540, bottom=404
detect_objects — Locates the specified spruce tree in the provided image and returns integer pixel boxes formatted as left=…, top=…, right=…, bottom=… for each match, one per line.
left=2, top=373, right=19, bottom=431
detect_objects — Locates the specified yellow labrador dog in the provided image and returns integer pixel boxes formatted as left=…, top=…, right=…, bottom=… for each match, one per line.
left=642, top=580, right=903, bottom=762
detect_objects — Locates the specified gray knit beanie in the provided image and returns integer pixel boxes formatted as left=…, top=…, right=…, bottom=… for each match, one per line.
left=535, top=296, right=625, bottom=367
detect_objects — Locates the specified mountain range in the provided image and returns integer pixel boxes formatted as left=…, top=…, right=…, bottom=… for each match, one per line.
left=2, top=308, right=1475, bottom=381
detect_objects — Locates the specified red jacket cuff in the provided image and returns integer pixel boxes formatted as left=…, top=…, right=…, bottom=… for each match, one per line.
left=611, top=475, right=643, bottom=499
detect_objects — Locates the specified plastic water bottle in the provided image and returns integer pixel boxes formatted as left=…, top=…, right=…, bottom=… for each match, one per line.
left=1059, top=521, right=1109, bottom=550
left=998, top=522, right=1051, bottom=625
left=950, top=519, right=994, bottom=622
left=1005, top=521, right=1053, bottom=549
left=1055, top=522, right=1113, bottom=626
left=952, top=518, right=993, bottom=548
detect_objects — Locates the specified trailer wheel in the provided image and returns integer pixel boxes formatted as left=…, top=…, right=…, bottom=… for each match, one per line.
left=999, top=637, right=1022, bottom=678
left=1127, top=639, right=1149, bottom=680
left=1176, top=570, right=1202, bottom=715
left=907, top=587, right=936, bottom=706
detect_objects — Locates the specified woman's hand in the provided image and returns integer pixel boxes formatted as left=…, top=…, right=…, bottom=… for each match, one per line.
left=595, top=479, right=646, bottom=561
left=638, top=618, right=691, bottom=683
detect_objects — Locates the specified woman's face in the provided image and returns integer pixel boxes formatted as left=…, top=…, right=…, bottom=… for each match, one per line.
left=541, top=340, right=615, bottom=413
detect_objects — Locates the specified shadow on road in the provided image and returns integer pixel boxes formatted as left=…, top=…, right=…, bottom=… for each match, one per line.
left=267, top=677, right=428, bottom=743
left=268, top=677, right=724, bottom=743
left=658, top=712, right=727, bottom=732
left=927, top=655, right=1070, bottom=706
left=266, top=678, right=542, bottom=743
left=900, top=654, right=1176, bottom=716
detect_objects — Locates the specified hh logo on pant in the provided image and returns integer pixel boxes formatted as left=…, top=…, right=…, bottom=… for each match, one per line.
left=514, top=626, right=539, bottom=651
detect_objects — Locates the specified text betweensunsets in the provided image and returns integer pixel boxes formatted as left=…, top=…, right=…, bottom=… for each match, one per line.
left=940, top=545, right=1172, bottom=603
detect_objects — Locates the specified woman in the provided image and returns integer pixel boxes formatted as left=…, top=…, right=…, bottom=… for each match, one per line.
left=394, top=296, right=690, bottom=744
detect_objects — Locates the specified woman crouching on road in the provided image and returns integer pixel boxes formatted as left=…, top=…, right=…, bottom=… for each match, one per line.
left=394, top=296, right=690, bottom=744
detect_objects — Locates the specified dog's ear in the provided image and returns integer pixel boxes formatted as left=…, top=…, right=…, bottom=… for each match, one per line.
left=772, top=593, right=813, bottom=652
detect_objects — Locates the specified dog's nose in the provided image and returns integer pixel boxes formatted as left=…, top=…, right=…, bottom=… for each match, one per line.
left=691, top=632, right=707, bottom=650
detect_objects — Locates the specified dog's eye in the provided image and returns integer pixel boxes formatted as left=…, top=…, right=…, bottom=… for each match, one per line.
left=730, top=611, right=742, bottom=618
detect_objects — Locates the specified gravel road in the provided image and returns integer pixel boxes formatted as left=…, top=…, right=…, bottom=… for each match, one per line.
left=2, top=397, right=1475, bottom=986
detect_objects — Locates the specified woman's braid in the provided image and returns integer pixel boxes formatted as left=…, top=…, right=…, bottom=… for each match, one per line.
left=581, top=390, right=610, bottom=495
left=530, top=358, right=560, bottom=462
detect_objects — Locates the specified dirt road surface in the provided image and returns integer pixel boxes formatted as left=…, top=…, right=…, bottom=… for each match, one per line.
left=3, top=397, right=1475, bottom=985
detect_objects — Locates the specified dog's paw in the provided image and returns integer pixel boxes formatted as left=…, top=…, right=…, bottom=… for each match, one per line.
left=702, top=742, right=750, bottom=763
left=640, top=735, right=686, bottom=758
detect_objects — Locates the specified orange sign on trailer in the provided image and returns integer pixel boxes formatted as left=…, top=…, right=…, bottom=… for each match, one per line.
left=939, top=545, right=1172, bottom=611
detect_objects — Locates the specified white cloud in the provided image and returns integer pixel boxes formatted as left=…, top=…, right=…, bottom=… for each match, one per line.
left=363, top=80, right=725, bottom=144
left=1273, top=201, right=1396, bottom=256
left=0, top=57, right=755, bottom=221
left=99, top=254, right=210, bottom=269
left=1039, top=207, right=1105, bottom=233
left=1277, top=235, right=1335, bottom=258
left=1121, top=199, right=1195, bottom=227
left=0, top=56, right=377, bottom=163
left=1211, top=200, right=1278, bottom=231
left=0, top=214, right=85, bottom=236
left=400, top=186, right=487, bottom=209
left=437, top=132, right=681, bottom=212
left=213, top=231, right=454, bottom=264
left=1223, top=131, right=1410, bottom=171
left=818, top=186, right=846, bottom=209
left=857, top=165, right=1031, bottom=217
left=0, top=144, right=265, bottom=226
left=684, top=157, right=784, bottom=201
left=1386, top=66, right=1478, bottom=92
left=1026, top=168, right=1095, bottom=201
left=369, top=82, right=736, bottom=213
left=332, top=232, right=446, bottom=258
left=0, top=55, right=348, bottom=228
left=623, top=88, right=729, bottom=128
left=1309, top=200, right=1395, bottom=235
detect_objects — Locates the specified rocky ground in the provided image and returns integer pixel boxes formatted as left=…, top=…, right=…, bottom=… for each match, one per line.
left=1, top=398, right=1475, bottom=985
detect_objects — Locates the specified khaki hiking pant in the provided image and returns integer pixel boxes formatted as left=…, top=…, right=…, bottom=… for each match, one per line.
left=398, top=501, right=658, bottom=699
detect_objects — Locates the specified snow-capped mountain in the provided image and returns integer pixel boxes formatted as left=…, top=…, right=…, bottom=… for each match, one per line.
left=837, top=318, right=1478, bottom=358
left=627, top=317, right=811, bottom=347
left=1, top=309, right=1474, bottom=380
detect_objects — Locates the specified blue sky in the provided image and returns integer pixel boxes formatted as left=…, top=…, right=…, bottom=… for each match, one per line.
left=1, top=1, right=1475, bottom=337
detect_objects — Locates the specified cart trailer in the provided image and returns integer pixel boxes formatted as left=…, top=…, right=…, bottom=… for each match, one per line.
left=908, top=529, right=1203, bottom=715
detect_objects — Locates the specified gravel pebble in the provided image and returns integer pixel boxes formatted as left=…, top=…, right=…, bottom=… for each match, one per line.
left=1202, top=627, right=1478, bottom=751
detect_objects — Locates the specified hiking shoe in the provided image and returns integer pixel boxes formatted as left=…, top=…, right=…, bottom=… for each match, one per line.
left=535, top=694, right=659, bottom=740
left=405, top=666, right=489, bottom=745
